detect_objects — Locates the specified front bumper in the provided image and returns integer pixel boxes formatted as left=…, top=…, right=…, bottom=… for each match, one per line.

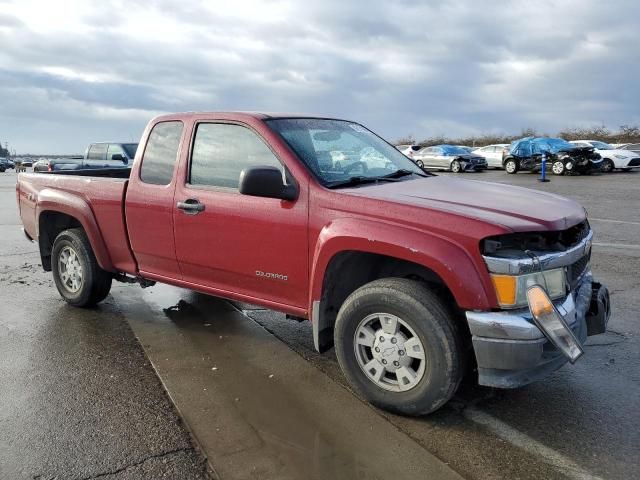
left=465, top=272, right=610, bottom=388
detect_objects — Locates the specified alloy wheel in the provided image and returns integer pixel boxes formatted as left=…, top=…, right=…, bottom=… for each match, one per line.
left=58, top=246, right=83, bottom=293
left=353, top=313, right=426, bottom=392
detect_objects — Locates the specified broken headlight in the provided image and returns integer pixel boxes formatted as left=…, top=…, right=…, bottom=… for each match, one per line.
left=490, top=268, right=566, bottom=309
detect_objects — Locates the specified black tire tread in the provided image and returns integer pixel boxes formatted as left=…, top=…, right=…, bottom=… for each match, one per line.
left=52, top=228, right=112, bottom=307
left=334, top=277, right=464, bottom=416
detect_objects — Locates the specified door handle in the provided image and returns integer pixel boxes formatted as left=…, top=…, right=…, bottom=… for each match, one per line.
left=177, top=198, right=205, bottom=215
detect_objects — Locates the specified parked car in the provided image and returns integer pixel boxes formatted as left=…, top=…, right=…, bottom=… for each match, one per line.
left=616, top=143, right=640, bottom=156
left=83, top=142, right=138, bottom=168
left=569, top=140, right=640, bottom=172
left=396, top=145, right=424, bottom=165
left=0, top=157, right=14, bottom=172
left=504, top=137, right=602, bottom=175
left=472, top=144, right=510, bottom=168
left=413, top=145, right=487, bottom=172
left=14, top=159, right=33, bottom=172
left=33, top=157, right=85, bottom=173
left=17, top=112, right=611, bottom=416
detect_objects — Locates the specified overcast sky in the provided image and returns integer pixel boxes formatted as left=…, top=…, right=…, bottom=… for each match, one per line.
left=1, top=0, right=638, bottom=154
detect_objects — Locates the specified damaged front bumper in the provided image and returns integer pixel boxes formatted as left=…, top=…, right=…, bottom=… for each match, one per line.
left=466, top=272, right=611, bottom=388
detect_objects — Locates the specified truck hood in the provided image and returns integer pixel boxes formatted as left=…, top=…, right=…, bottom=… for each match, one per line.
left=346, top=176, right=586, bottom=232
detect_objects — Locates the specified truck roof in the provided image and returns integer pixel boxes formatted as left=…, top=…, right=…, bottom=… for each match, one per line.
left=150, top=111, right=346, bottom=123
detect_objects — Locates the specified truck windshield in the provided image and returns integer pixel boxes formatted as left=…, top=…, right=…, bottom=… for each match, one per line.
left=266, top=118, right=426, bottom=187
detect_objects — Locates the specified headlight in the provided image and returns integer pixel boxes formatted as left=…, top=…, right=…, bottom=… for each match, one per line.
left=614, top=154, right=628, bottom=159
left=490, top=268, right=566, bottom=308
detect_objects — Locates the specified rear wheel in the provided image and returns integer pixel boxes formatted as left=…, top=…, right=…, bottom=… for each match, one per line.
left=415, top=159, right=424, bottom=168
left=52, top=228, right=112, bottom=307
left=552, top=160, right=565, bottom=175
left=450, top=160, right=462, bottom=173
left=601, top=159, right=614, bottom=173
left=505, top=159, right=518, bottom=174
left=334, top=278, right=463, bottom=416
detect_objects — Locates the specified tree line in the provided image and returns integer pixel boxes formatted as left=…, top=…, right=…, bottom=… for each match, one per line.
left=395, top=125, right=640, bottom=148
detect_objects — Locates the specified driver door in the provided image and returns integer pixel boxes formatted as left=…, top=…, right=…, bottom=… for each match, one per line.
left=173, top=121, right=309, bottom=309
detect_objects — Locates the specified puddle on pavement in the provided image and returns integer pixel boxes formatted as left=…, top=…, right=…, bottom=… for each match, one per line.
left=128, top=284, right=457, bottom=480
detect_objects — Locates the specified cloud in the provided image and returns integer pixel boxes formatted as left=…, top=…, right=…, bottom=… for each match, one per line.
left=0, top=0, right=638, bottom=153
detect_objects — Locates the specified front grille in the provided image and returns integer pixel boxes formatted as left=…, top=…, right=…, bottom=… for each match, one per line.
left=567, top=252, right=590, bottom=290
left=628, top=158, right=640, bottom=167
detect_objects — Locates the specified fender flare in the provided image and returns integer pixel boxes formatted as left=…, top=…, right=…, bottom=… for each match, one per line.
left=308, top=218, right=494, bottom=350
left=36, top=188, right=114, bottom=272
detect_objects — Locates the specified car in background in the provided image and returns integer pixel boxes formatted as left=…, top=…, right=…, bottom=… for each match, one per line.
left=396, top=144, right=424, bottom=165
left=569, top=140, right=640, bottom=172
left=33, top=157, right=85, bottom=172
left=472, top=144, right=510, bottom=168
left=413, top=145, right=487, bottom=173
left=458, top=146, right=474, bottom=153
left=504, top=137, right=602, bottom=175
left=616, top=143, right=640, bottom=156
left=0, top=157, right=14, bottom=172
left=83, top=142, right=138, bottom=167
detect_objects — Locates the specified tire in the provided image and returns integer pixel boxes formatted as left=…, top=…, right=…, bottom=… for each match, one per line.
left=415, top=159, right=424, bottom=168
left=51, top=228, right=112, bottom=307
left=552, top=160, right=565, bottom=175
left=450, top=160, right=462, bottom=173
left=504, top=159, right=518, bottom=174
left=334, top=278, right=464, bottom=416
left=601, top=159, right=614, bottom=173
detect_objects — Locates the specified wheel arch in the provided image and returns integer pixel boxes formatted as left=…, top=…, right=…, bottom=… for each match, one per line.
left=36, top=189, right=114, bottom=272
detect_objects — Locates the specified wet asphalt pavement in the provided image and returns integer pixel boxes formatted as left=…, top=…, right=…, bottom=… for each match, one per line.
left=1, top=168, right=638, bottom=479
left=0, top=174, right=209, bottom=479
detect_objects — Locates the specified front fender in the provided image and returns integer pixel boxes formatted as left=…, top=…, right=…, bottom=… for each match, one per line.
left=309, top=217, right=494, bottom=312
left=36, top=188, right=114, bottom=271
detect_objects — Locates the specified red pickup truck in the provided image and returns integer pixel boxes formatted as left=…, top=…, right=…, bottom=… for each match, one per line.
left=17, top=112, right=610, bottom=415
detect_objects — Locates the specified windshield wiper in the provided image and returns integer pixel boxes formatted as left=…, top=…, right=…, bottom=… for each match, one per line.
left=381, top=168, right=428, bottom=179
left=326, top=169, right=429, bottom=189
left=325, top=176, right=397, bottom=189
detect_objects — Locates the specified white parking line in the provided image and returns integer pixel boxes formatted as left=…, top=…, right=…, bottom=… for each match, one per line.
left=464, top=407, right=604, bottom=480
left=593, top=242, right=640, bottom=250
left=590, top=217, right=640, bottom=226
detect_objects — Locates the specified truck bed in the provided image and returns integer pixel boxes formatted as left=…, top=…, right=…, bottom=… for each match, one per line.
left=18, top=172, right=137, bottom=274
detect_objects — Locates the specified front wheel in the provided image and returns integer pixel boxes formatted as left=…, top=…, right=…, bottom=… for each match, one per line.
left=552, top=160, right=565, bottom=175
left=450, top=160, right=462, bottom=173
left=504, top=159, right=518, bottom=174
left=601, top=159, right=614, bottom=173
left=415, top=159, right=424, bottom=168
left=334, top=278, right=464, bottom=416
left=52, top=228, right=112, bottom=307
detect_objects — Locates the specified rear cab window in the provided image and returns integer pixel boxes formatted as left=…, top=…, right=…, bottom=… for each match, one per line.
left=140, top=121, right=184, bottom=185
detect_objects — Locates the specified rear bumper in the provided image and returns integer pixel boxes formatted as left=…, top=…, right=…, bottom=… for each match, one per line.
left=465, top=272, right=610, bottom=388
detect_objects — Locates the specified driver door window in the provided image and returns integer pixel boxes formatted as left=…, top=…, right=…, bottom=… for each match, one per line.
left=190, top=123, right=283, bottom=188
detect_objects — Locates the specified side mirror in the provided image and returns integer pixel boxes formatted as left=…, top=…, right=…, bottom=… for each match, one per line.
left=239, top=166, right=298, bottom=201
left=111, top=153, right=126, bottom=162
